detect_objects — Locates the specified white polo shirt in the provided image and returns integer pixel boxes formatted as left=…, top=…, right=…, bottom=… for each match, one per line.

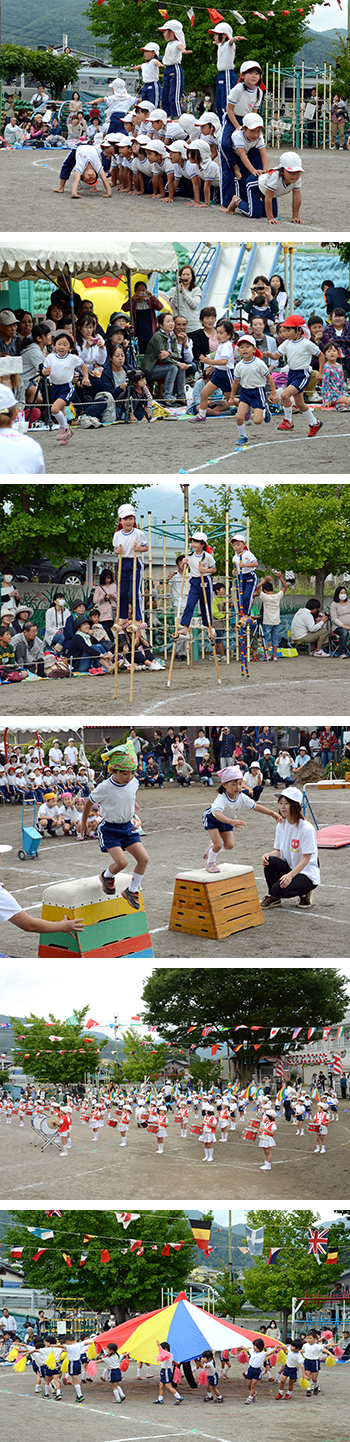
left=0, top=886, right=22, bottom=923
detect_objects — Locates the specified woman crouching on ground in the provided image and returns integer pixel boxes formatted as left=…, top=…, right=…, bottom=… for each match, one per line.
left=261, top=785, right=320, bottom=909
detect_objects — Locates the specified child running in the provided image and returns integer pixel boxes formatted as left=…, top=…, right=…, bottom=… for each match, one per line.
left=154, top=1341, right=183, bottom=1404
left=245, top=1338, right=269, bottom=1403
left=113, top=503, right=148, bottom=625
left=190, top=317, right=235, bottom=421
left=277, top=314, right=323, bottom=437
left=81, top=742, right=149, bottom=911
left=203, top=765, right=279, bottom=872
left=230, top=334, right=280, bottom=452
left=41, top=331, right=88, bottom=445
left=201, top=1349, right=224, bottom=1402
left=100, top=1343, right=126, bottom=1403
left=275, top=1338, right=305, bottom=1400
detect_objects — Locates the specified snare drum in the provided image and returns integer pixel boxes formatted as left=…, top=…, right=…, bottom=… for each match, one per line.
left=243, top=1125, right=259, bottom=1142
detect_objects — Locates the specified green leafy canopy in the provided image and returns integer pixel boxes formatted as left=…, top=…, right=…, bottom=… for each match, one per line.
left=11, top=1006, right=106, bottom=1085
left=0, top=483, right=145, bottom=570
left=242, top=1209, right=350, bottom=1324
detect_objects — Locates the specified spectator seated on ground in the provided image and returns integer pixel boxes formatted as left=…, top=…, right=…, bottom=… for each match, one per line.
left=176, top=756, right=193, bottom=786
left=12, top=620, right=45, bottom=676
left=330, top=583, right=350, bottom=655
left=64, top=617, right=113, bottom=673
left=291, top=597, right=329, bottom=656
left=143, top=756, right=164, bottom=787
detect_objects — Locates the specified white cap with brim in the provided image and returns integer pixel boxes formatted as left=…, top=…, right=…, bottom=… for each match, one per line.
left=159, top=19, right=185, bottom=40
left=101, top=133, right=125, bottom=145
left=251, top=762, right=260, bottom=769
left=231, top=533, right=247, bottom=543
left=141, top=42, right=160, bottom=55
left=279, top=150, right=304, bottom=172
left=178, top=113, right=201, bottom=135
left=118, top=503, right=136, bottom=519
left=210, top=21, right=233, bottom=35
left=281, top=786, right=303, bottom=804
left=240, top=60, right=262, bottom=75
left=148, top=108, right=167, bottom=122
left=185, top=139, right=211, bottom=159
left=190, top=531, right=207, bottom=543
left=136, top=100, right=156, bottom=112
left=0, top=384, right=17, bottom=412
left=0, top=845, right=13, bottom=853
left=145, top=138, right=166, bottom=156
left=242, top=112, right=264, bottom=130
left=168, top=141, right=187, bottom=159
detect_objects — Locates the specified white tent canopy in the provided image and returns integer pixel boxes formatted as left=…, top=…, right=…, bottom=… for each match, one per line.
left=0, top=239, right=178, bottom=282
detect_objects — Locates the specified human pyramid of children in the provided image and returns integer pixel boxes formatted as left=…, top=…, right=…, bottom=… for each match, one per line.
left=4, top=1321, right=342, bottom=1408
left=4, top=1075, right=340, bottom=1172
left=53, top=24, right=306, bottom=225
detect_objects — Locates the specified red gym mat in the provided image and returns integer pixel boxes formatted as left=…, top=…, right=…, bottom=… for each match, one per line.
left=317, top=825, right=350, bottom=848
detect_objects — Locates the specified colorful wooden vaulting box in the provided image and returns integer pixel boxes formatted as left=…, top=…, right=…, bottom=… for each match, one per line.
left=38, top=874, right=154, bottom=958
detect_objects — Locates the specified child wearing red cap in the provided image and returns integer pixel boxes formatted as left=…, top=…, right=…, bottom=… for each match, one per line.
left=277, top=317, right=323, bottom=438
left=202, top=766, right=279, bottom=873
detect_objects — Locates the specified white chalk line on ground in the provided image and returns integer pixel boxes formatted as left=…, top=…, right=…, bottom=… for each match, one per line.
left=179, top=429, right=350, bottom=473
left=143, top=679, right=345, bottom=711
left=0, top=1395, right=244, bottom=1442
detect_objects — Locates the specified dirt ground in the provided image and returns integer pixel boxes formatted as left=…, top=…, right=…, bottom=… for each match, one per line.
left=1, top=652, right=349, bottom=716
left=3, top=146, right=350, bottom=230
left=2, top=785, right=350, bottom=960
left=1, top=1357, right=348, bottom=1442
left=35, top=408, right=350, bottom=477
left=1, top=1097, right=349, bottom=1202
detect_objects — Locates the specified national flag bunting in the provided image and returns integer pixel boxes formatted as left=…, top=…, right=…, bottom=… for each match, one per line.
left=116, top=1212, right=141, bottom=1228
left=62, top=1252, right=72, bottom=1268
left=79, top=1252, right=88, bottom=1267
left=45, top=1210, right=62, bottom=1217
left=189, top=1218, right=212, bottom=1257
left=307, top=1226, right=329, bottom=1264
left=268, top=1247, right=281, bottom=1265
left=326, top=1250, right=338, bottom=1265
left=10, top=1247, right=23, bottom=1259
left=101, top=1249, right=110, bottom=1264
left=245, top=1225, right=264, bottom=1255
left=27, top=1227, right=53, bottom=1240
left=32, top=1248, right=46, bottom=1261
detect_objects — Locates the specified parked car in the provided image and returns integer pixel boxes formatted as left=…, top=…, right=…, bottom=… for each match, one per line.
left=14, top=556, right=86, bottom=584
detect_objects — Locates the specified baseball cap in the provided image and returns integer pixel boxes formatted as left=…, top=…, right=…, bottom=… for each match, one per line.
left=0, top=383, right=17, bottom=412
left=231, top=534, right=247, bottom=543
left=145, top=138, right=166, bottom=156
left=281, top=786, right=303, bottom=803
left=118, top=503, right=136, bottom=519
left=264, top=748, right=271, bottom=755
left=141, top=41, right=160, bottom=55
left=242, top=112, right=264, bottom=129
left=189, top=530, right=207, bottom=542
left=236, top=334, right=255, bottom=347
left=279, top=150, right=304, bottom=172
left=159, top=19, right=184, bottom=38
left=148, top=108, right=167, bottom=123
left=251, top=762, right=260, bottom=769
left=168, top=140, right=187, bottom=159
left=0, top=309, right=17, bottom=325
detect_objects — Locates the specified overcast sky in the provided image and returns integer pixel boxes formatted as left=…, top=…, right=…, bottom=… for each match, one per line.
left=2, top=961, right=350, bottom=1032
left=306, top=2, right=347, bottom=32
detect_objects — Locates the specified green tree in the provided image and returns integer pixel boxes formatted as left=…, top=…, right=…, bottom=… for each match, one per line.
left=1, top=45, right=79, bottom=98
left=85, top=2, right=316, bottom=94
left=141, top=968, right=349, bottom=1086
left=189, top=1055, right=221, bottom=1090
left=337, top=242, right=350, bottom=266
left=0, top=483, right=146, bottom=571
left=242, top=1209, right=350, bottom=1338
left=215, top=1269, right=243, bottom=1320
left=5, top=1209, right=196, bottom=1319
left=191, top=484, right=240, bottom=576
left=11, top=1007, right=106, bottom=1085
left=236, top=482, right=350, bottom=604
left=332, top=35, right=350, bottom=98
left=121, top=1027, right=171, bottom=1084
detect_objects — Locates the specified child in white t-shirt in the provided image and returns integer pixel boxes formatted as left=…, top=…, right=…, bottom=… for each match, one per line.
left=191, top=318, right=235, bottom=421
left=275, top=1338, right=305, bottom=1399
left=42, top=332, right=87, bottom=446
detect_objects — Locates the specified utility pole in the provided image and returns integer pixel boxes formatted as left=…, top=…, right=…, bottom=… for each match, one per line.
left=228, top=1209, right=233, bottom=1283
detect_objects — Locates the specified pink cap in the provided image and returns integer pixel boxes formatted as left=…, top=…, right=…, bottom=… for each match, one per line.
left=217, top=765, right=243, bottom=782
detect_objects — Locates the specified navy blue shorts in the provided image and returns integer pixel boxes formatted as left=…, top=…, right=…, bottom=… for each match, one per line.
left=109, top=1366, right=122, bottom=1383
left=210, top=367, right=234, bottom=392
left=207, top=1369, right=219, bottom=1386
left=203, top=807, right=233, bottom=832
left=68, top=1360, right=82, bottom=1376
left=97, top=819, right=138, bottom=853
left=247, top=1365, right=262, bottom=1379
left=304, top=1358, right=318, bottom=1372
left=50, top=380, right=75, bottom=404
left=286, top=367, right=311, bottom=392
left=238, top=385, right=267, bottom=410
left=160, top=1365, right=173, bottom=1384
left=283, top=1365, right=298, bottom=1379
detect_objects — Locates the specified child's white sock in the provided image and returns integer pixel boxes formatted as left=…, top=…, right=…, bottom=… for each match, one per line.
left=283, top=405, right=293, bottom=421
left=307, top=407, right=316, bottom=423
left=174, top=1390, right=181, bottom=1399
left=237, top=422, right=247, bottom=438
left=57, top=409, right=67, bottom=430
left=129, top=872, right=142, bottom=894
left=207, top=844, right=220, bottom=865
left=113, top=1388, right=121, bottom=1400
left=104, top=865, right=115, bottom=878
left=75, top=1384, right=82, bottom=1397
left=198, top=407, right=206, bottom=418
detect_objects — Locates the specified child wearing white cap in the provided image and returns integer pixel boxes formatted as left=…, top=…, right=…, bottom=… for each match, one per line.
left=221, top=113, right=268, bottom=213
left=159, top=21, right=191, bottom=119
left=132, top=43, right=161, bottom=108
left=162, top=141, right=194, bottom=202
left=112, top=505, right=148, bottom=623
left=178, top=532, right=216, bottom=635
left=220, top=61, right=264, bottom=206
left=229, top=334, right=280, bottom=453
left=184, top=139, right=220, bottom=207
left=228, top=150, right=304, bottom=223
left=0, top=384, right=45, bottom=474
left=209, top=21, right=244, bottom=123
left=144, top=138, right=167, bottom=198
